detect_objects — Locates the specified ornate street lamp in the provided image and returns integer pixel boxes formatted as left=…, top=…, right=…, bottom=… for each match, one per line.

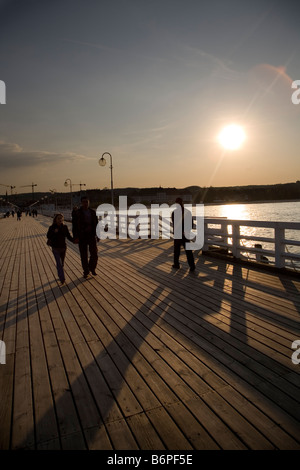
left=64, top=178, right=73, bottom=211
left=49, top=189, right=57, bottom=211
left=99, top=152, right=114, bottom=206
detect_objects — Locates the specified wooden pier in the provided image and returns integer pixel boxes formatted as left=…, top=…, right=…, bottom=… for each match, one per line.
left=0, top=215, right=300, bottom=450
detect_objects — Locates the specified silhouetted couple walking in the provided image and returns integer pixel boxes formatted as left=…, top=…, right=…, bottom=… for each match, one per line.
left=47, top=197, right=98, bottom=285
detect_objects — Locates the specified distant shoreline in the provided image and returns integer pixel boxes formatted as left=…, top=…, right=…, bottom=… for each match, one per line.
left=203, top=199, right=300, bottom=206
left=125, top=199, right=300, bottom=210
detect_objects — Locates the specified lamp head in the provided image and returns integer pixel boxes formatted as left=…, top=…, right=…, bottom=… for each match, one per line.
left=99, top=157, right=106, bottom=167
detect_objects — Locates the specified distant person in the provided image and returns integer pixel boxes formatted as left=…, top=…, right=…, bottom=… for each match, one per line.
left=17, top=209, right=22, bottom=221
left=171, top=197, right=195, bottom=272
left=47, top=213, right=75, bottom=285
left=71, top=206, right=78, bottom=225
left=72, top=196, right=99, bottom=278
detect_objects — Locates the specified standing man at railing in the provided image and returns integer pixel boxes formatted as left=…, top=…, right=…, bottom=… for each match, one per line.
left=171, top=197, right=196, bottom=272
left=72, top=196, right=99, bottom=279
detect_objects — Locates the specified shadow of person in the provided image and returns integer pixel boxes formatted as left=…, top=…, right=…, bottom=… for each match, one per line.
left=15, top=237, right=300, bottom=450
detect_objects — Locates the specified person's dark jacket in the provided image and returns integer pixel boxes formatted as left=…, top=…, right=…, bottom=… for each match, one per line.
left=72, top=207, right=98, bottom=239
left=171, top=205, right=193, bottom=240
left=47, top=224, right=74, bottom=249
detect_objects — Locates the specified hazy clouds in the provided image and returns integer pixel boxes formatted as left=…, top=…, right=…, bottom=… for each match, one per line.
left=0, top=140, right=89, bottom=169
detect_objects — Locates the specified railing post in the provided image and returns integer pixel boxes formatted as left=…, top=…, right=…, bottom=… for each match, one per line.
left=275, top=226, right=285, bottom=268
left=116, top=213, right=119, bottom=235
left=203, top=220, right=208, bottom=251
left=220, top=221, right=227, bottom=247
left=231, top=222, right=240, bottom=258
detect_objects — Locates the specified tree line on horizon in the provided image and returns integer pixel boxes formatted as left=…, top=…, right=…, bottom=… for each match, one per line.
left=190, top=181, right=300, bottom=204
left=2, top=181, right=300, bottom=207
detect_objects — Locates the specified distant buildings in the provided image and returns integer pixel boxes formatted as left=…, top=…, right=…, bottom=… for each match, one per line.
left=1, top=181, right=299, bottom=211
left=127, top=188, right=193, bottom=205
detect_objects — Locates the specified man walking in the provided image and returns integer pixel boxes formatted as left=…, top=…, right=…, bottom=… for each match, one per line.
left=171, top=197, right=195, bottom=272
left=72, top=196, right=99, bottom=278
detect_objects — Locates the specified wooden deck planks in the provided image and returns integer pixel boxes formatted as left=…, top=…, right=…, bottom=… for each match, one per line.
left=0, top=215, right=300, bottom=450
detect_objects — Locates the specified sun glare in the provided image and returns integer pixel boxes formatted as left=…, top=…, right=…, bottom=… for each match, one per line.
left=218, top=124, right=246, bottom=150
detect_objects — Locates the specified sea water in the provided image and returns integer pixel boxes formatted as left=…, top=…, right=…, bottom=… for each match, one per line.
left=203, top=200, right=300, bottom=270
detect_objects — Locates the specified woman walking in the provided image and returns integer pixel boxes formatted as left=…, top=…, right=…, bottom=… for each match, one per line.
left=47, top=213, right=75, bottom=285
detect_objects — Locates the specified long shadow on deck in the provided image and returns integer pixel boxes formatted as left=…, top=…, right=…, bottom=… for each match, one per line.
left=12, top=238, right=300, bottom=450
left=0, top=280, right=83, bottom=331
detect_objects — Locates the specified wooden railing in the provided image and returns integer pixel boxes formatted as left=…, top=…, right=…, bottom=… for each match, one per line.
left=40, top=209, right=300, bottom=272
left=202, top=217, right=300, bottom=271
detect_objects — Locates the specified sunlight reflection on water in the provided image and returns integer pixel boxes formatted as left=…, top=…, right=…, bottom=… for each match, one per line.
left=203, top=201, right=300, bottom=269
left=203, top=200, right=300, bottom=223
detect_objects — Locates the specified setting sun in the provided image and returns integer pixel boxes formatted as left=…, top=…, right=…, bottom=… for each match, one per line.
left=218, top=124, right=246, bottom=150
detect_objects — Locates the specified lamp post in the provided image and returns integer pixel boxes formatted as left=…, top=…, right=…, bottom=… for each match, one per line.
left=79, top=182, right=86, bottom=198
left=99, top=152, right=114, bottom=206
left=71, top=182, right=86, bottom=199
left=64, top=178, right=73, bottom=211
left=49, top=189, right=57, bottom=211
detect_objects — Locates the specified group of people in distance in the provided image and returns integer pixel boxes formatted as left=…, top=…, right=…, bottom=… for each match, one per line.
left=47, top=196, right=195, bottom=286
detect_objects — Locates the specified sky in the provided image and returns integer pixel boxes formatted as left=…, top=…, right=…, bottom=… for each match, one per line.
left=0, top=0, right=300, bottom=195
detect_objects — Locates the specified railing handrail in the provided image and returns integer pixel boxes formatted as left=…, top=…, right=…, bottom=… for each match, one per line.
left=202, top=217, right=300, bottom=270
left=204, top=217, right=300, bottom=230
left=40, top=210, right=300, bottom=271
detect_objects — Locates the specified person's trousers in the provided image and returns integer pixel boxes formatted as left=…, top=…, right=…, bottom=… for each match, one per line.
left=52, top=247, right=66, bottom=282
left=174, top=238, right=195, bottom=268
left=79, top=235, right=98, bottom=274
